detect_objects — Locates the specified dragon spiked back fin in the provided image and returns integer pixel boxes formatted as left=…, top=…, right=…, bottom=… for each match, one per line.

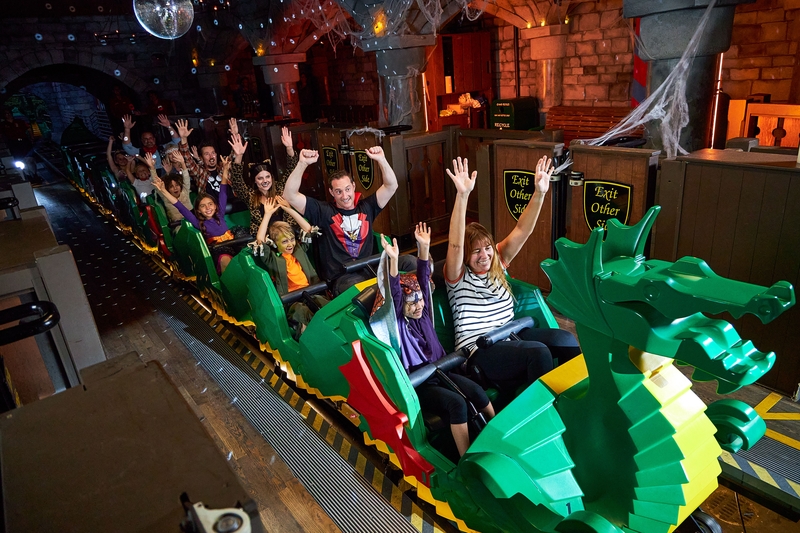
left=542, top=227, right=609, bottom=334
left=602, top=206, right=661, bottom=264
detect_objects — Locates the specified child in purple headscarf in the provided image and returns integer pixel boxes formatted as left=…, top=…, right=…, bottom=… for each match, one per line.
left=373, top=223, right=494, bottom=456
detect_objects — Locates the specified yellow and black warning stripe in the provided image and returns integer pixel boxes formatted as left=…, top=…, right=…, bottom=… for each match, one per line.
left=717, top=391, right=800, bottom=515
left=719, top=449, right=800, bottom=514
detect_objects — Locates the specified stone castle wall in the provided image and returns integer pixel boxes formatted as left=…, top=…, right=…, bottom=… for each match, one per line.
left=488, top=0, right=799, bottom=108
left=722, top=0, right=800, bottom=102
left=489, top=0, right=633, bottom=108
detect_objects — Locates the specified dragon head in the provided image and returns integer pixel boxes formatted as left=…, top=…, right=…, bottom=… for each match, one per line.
left=541, top=206, right=795, bottom=393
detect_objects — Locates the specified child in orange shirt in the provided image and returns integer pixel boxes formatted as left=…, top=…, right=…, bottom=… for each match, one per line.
left=255, top=196, right=328, bottom=336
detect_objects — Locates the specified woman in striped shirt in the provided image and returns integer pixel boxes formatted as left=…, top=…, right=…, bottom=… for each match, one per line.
left=443, top=156, right=580, bottom=395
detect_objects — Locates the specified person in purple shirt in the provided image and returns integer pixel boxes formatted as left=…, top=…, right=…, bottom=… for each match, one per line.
left=153, top=156, right=246, bottom=273
left=373, top=222, right=495, bottom=456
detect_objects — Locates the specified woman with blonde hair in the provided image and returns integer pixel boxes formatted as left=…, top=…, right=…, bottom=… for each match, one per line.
left=444, top=156, right=580, bottom=395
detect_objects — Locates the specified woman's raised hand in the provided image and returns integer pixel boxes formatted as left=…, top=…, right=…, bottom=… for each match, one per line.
left=274, top=195, right=290, bottom=210
left=445, top=157, right=477, bottom=196
left=280, top=126, right=293, bottom=148
left=534, top=155, right=554, bottom=195
left=261, top=196, right=280, bottom=217
left=152, top=176, right=165, bottom=191
left=228, top=117, right=239, bottom=136
left=380, top=234, right=399, bottom=261
left=414, top=222, right=431, bottom=247
left=142, top=153, right=156, bottom=168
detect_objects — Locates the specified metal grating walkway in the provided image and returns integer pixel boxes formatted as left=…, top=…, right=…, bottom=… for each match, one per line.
left=150, top=285, right=419, bottom=533
left=739, top=437, right=800, bottom=485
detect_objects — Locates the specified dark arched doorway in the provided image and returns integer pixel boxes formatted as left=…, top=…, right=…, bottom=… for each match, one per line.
left=1, top=64, right=142, bottom=142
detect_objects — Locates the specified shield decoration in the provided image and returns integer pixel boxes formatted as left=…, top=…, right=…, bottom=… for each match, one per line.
left=354, top=150, right=373, bottom=190
left=503, top=169, right=537, bottom=221
left=583, top=180, right=632, bottom=231
left=321, top=146, right=339, bottom=177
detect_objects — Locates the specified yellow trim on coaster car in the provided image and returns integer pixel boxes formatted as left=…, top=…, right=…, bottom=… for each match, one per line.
left=362, top=433, right=480, bottom=533
left=256, top=339, right=346, bottom=403
left=540, top=350, right=722, bottom=532
left=642, top=361, right=722, bottom=532
left=538, top=353, right=588, bottom=395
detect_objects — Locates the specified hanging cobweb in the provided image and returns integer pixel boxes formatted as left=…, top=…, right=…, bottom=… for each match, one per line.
left=288, top=0, right=486, bottom=53
left=346, top=126, right=386, bottom=140
left=576, top=0, right=719, bottom=159
left=379, top=66, right=422, bottom=126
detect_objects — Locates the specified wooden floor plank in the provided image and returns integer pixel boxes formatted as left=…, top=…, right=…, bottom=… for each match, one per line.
left=31, top=181, right=342, bottom=533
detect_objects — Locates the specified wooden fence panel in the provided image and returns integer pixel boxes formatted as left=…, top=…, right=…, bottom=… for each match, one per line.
left=493, top=140, right=563, bottom=291
left=655, top=150, right=800, bottom=395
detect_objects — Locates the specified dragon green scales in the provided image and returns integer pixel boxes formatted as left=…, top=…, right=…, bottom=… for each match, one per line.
left=515, top=205, right=796, bottom=532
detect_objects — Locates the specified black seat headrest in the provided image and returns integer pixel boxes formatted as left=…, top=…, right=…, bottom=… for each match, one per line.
left=431, top=259, right=446, bottom=289
left=225, top=197, right=248, bottom=215
left=351, top=284, right=379, bottom=319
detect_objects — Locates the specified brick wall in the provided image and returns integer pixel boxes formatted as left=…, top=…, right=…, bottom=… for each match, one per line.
left=563, top=0, right=633, bottom=107
left=489, top=20, right=531, bottom=100
left=723, top=0, right=800, bottom=102
left=489, top=0, right=633, bottom=108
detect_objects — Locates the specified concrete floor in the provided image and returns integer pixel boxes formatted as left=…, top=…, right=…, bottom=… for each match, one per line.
left=700, top=484, right=800, bottom=533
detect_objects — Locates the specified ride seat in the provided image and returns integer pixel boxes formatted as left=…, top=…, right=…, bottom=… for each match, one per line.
left=350, top=284, right=479, bottom=435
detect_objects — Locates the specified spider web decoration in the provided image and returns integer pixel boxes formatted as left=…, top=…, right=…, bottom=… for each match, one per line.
left=347, top=126, right=386, bottom=140
left=379, top=66, right=421, bottom=126
left=576, top=0, right=719, bottom=159
left=290, top=0, right=482, bottom=52
left=459, top=0, right=489, bottom=23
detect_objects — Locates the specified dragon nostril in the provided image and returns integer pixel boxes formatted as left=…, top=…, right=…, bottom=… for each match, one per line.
left=759, top=304, right=772, bottom=317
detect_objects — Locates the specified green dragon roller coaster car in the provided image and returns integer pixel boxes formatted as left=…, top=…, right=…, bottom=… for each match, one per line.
left=63, top=148, right=795, bottom=533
